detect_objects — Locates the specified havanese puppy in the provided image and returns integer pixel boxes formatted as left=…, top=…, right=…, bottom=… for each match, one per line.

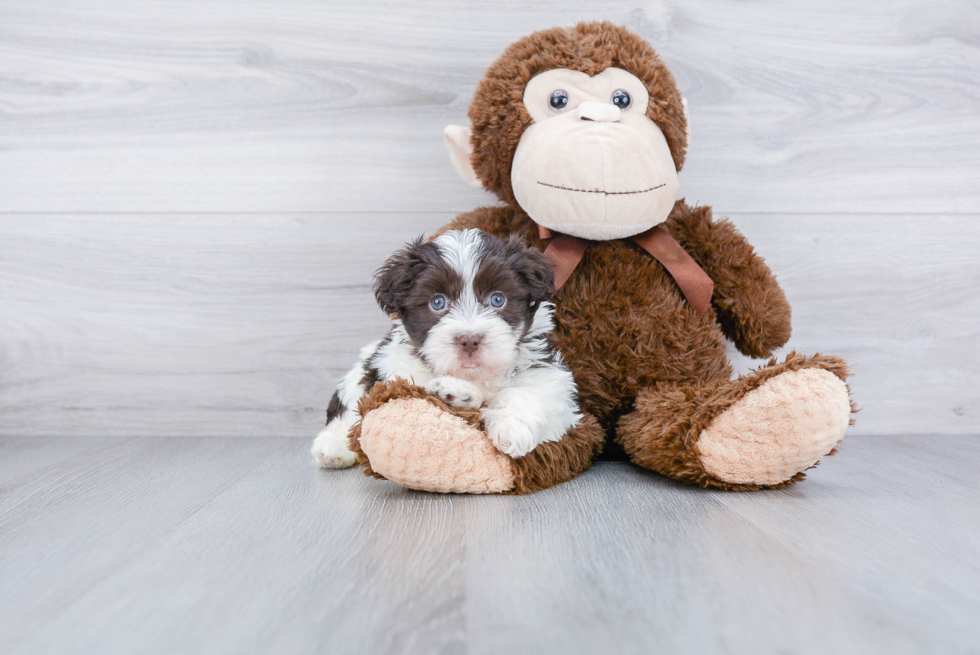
left=312, top=228, right=582, bottom=468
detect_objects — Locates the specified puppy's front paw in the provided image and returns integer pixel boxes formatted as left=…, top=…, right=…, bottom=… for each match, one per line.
left=485, top=414, right=537, bottom=458
left=425, top=376, right=484, bottom=409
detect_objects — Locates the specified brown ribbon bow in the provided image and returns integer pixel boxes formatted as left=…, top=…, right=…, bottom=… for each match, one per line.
left=539, top=224, right=714, bottom=317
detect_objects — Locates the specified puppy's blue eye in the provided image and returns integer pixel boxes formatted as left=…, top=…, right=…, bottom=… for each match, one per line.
left=549, top=90, right=569, bottom=111
left=611, top=89, right=631, bottom=109
left=429, top=295, right=447, bottom=311
left=488, top=292, right=506, bottom=308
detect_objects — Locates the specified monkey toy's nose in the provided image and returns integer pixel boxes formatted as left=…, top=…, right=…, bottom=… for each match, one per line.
left=455, top=333, right=483, bottom=356
left=577, top=101, right=622, bottom=123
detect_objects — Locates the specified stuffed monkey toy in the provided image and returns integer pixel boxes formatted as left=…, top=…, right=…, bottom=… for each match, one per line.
left=343, top=21, right=855, bottom=493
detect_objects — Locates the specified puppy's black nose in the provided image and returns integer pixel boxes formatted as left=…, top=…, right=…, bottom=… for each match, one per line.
left=456, top=333, right=483, bottom=356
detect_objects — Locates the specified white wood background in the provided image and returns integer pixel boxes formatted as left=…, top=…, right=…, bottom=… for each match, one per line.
left=0, top=0, right=978, bottom=438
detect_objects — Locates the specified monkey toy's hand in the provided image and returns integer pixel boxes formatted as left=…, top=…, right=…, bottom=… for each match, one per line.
left=424, top=376, right=485, bottom=409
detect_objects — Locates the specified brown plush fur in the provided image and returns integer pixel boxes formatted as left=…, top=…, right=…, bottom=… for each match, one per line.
left=359, top=22, right=854, bottom=492
left=437, top=200, right=855, bottom=488
left=436, top=201, right=797, bottom=433
left=348, top=378, right=605, bottom=494
left=510, top=413, right=605, bottom=494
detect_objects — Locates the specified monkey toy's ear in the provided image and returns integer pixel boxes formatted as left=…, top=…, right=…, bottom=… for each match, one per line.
left=444, top=125, right=483, bottom=189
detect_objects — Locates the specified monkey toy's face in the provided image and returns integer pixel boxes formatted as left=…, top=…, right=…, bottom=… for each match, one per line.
left=509, top=68, right=680, bottom=241
left=444, top=23, right=690, bottom=242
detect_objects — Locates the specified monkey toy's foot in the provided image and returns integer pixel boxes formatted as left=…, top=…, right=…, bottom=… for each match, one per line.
left=348, top=379, right=604, bottom=494
left=619, top=352, right=855, bottom=490
left=354, top=381, right=515, bottom=494
left=695, top=357, right=852, bottom=486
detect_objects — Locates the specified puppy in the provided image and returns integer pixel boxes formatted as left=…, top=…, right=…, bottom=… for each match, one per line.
left=312, top=228, right=582, bottom=468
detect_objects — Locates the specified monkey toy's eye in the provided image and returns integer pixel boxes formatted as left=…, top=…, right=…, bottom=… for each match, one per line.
left=488, top=292, right=507, bottom=308
left=611, top=89, right=631, bottom=109
left=549, top=90, right=569, bottom=112
left=429, top=294, right=448, bottom=312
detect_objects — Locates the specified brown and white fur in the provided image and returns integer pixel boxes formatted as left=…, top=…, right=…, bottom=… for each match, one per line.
left=312, top=229, right=581, bottom=467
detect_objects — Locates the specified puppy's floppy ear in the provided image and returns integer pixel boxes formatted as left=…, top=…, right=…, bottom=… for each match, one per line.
left=505, top=234, right=555, bottom=304
left=374, top=236, right=429, bottom=315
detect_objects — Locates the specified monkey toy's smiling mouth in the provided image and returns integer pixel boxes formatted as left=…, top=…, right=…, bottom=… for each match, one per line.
left=536, top=181, right=666, bottom=197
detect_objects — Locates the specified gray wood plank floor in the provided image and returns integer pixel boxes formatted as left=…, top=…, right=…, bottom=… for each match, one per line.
left=1, top=435, right=978, bottom=655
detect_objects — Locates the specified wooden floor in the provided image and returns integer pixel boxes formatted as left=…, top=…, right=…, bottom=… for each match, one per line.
left=1, top=435, right=978, bottom=655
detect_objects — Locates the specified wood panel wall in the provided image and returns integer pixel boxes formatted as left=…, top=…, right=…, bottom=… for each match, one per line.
left=1, top=1, right=978, bottom=437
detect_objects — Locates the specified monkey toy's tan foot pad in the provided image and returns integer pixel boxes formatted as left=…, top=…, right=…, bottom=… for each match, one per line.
left=619, top=352, right=856, bottom=490
left=696, top=354, right=854, bottom=487
left=359, top=397, right=514, bottom=494
left=349, top=379, right=605, bottom=495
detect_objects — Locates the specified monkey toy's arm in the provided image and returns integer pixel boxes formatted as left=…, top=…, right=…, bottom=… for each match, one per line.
left=664, top=200, right=792, bottom=358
